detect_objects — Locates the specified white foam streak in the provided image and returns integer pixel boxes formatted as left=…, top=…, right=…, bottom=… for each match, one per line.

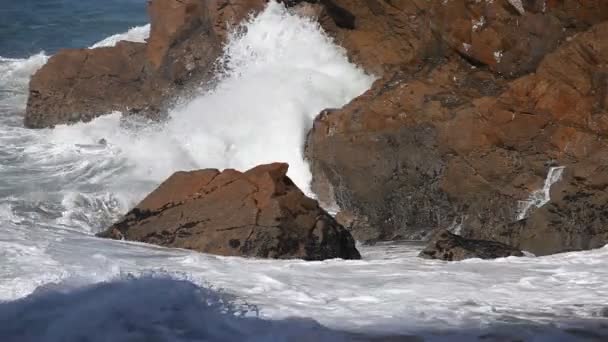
left=90, top=24, right=150, bottom=48
left=517, top=166, right=565, bottom=220
left=0, top=53, right=48, bottom=112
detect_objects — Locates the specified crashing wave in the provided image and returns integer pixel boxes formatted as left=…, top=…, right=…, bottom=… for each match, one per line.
left=90, top=24, right=151, bottom=48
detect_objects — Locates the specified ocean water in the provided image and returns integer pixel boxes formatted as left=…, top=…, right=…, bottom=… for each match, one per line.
left=0, top=1, right=607, bottom=341
left=0, top=0, right=148, bottom=57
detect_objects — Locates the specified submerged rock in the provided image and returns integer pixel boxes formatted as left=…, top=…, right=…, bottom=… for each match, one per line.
left=97, top=163, right=361, bottom=261
left=419, top=230, right=523, bottom=261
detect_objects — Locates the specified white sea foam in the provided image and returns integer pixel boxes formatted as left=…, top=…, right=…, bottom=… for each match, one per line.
left=90, top=24, right=150, bottom=48
left=517, top=166, right=565, bottom=220
left=1, top=223, right=607, bottom=340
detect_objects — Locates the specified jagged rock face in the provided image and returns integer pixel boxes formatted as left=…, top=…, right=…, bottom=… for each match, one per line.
left=25, top=0, right=267, bottom=128
left=97, top=163, right=361, bottom=261
left=419, top=229, right=523, bottom=261
left=308, top=0, right=608, bottom=77
left=312, top=0, right=439, bottom=75
left=306, top=2, right=608, bottom=255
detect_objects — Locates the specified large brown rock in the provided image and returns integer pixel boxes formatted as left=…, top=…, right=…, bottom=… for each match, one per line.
left=97, top=163, right=361, bottom=260
left=25, top=0, right=267, bottom=128
left=25, top=41, right=152, bottom=128
left=306, top=12, right=608, bottom=255
left=419, top=229, right=523, bottom=261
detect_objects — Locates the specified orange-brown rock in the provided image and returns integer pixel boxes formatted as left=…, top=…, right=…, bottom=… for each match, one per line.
left=305, top=0, right=608, bottom=77
left=25, top=0, right=267, bottom=128
left=306, top=15, right=608, bottom=255
left=29, top=0, right=608, bottom=128
left=25, top=41, right=152, bottom=128
left=97, top=163, right=361, bottom=260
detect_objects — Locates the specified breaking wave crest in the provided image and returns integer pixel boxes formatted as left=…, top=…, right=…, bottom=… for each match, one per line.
left=0, top=277, right=361, bottom=342
left=90, top=24, right=150, bottom=48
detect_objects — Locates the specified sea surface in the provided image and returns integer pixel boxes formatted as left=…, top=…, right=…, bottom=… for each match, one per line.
left=0, top=1, right=607, bottom=341
left=0, top=0, right=147, bottom=57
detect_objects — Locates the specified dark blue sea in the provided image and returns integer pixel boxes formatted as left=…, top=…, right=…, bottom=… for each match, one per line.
left=0, top=0, right=147, bottom=58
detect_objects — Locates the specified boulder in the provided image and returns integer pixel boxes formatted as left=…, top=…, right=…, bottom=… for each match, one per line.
left=306, top=12, right=608, bottom=255
left=25, top=0, right=267, bottom=128
left=419, top=229, right=523, bottom=261
left=97, top=163, right=361, bottom=261
left=25, top=41, right=151, bottom=128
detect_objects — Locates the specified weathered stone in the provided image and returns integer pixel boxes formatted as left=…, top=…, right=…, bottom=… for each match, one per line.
left=306, top=16, right=608, bottom=255
left=419, top=229, right=524, bottom=261
left=25, top=42, right=152, bottom=128
left=97, top=163, right=361, bottom=261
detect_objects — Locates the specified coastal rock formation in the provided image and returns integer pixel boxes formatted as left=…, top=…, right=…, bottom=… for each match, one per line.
left=419, top=229, right=523, bottom=261
left=25, top=42, right=151, bottom=128
left=306, top=1, right=608, bottom=255
left=27, top=0, right=608, bottom=256
left=97, top=163, right=361, bottom=261
left=296, top=0, right=608, bottom=77
left=25, top=0, right=267, bottom=128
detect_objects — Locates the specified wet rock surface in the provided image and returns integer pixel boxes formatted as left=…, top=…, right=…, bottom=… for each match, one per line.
left=419, top=229, right=523, bottom=261
left=306, top=1, right=608, bottom=255
left=97, top=163, right=361, bottom=261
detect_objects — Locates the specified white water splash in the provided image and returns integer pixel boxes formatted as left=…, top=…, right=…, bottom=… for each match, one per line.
left=517, top=166, right=565, bottom=220
left=90, top=24, right=150, bottom=48
left=44, top=2, right=373, bottom=194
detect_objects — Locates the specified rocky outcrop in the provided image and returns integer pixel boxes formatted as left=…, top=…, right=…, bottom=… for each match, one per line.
left=306, top=1, right=608, bottom=255
left=97, top=163, right=361, bottom=261
left=28, top=0, right=608, bottom=256
left=25, top=0, right=267, bottom=128
left=419, top=229, right=523, bottom=261
left=296, top=0, right=608, bottom=76
left=25, top=42, right=152, bottom=128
